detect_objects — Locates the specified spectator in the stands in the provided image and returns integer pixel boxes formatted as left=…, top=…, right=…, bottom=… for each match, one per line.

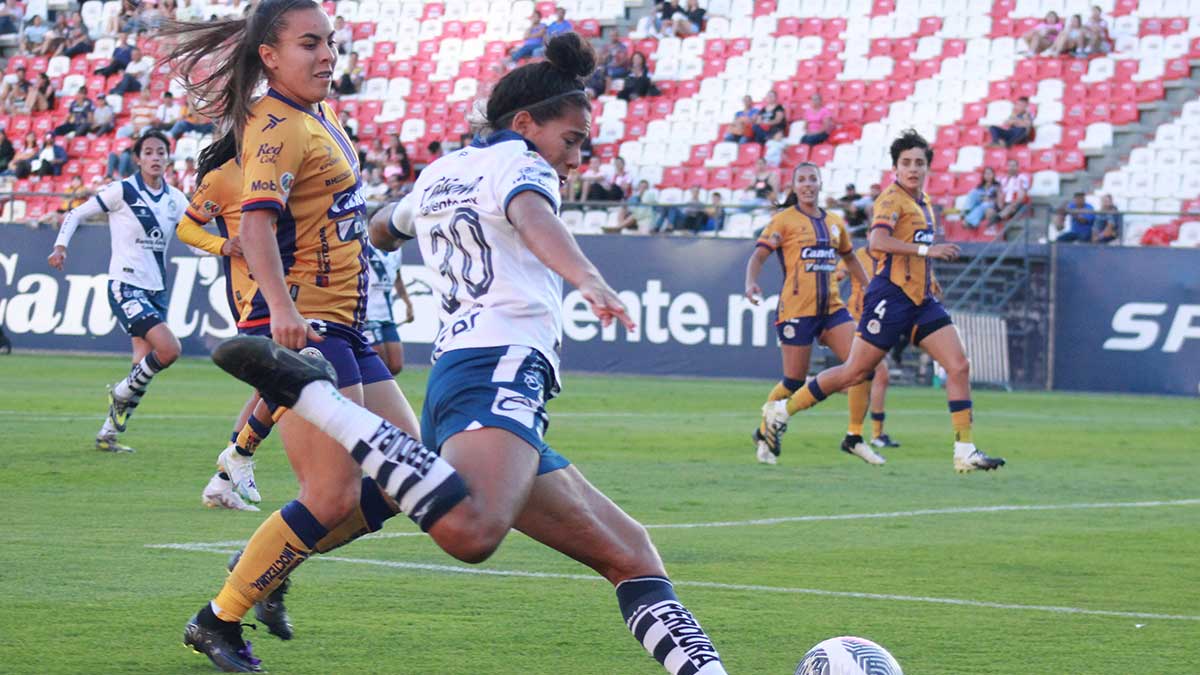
left=1092, top=193, right=1121, bottom=244
left=601, top=34, right=630, bottom=78
left=861, top=183, right=882, bottom=222
left=672, top=0, right=706, bottom=36
left=617, top=179, right=655, bottom=232
left=700, top=192, right=725, bottom=232
left=60, top=25, right=93, bottom=57
left=38, top=13, right=68, bottom=56
left=385, top=173, right=408, bottom=199
left=338, top=109, right=358, bottom=141
left=92, top=97, right=115, bottom=135
left=334, top=51, right=363, bottom=96
left=26, top=73, right=56, bottom=114
left=560, top=167, right=583, bottom=202
left=1048, top=14, right=1087, bottom=57
left=32, top=134, right=66, bottom=177
left=361, top=167, right=389, bottom=201
left=763, top=128, right=786, bottom=167
left=332, top=15, right=353, bottom=54
left=9, top=131, right=37, bottom=178
left=0, top=128, right=13, bottom=172
left=1021, top=11, right=1062, bottom=55
left=961, top=166, right=1001, bottom=229
left=617, top=52, right=659, bottom=101
left=106, top=144, right=135, bottom=178
left=799, top=92, right=835, bottom=146
left=988, top=96, right=1034, bottom=147
left=1082, top=6, right=1112, bottom=55
left=724, top=96, right=760, bottom=144
left=94, top=36, right=135, bottom=76
left=0, top=0, right=20, bottom=35
left=583, top=157, right=631, bottom=202
left=153, top=91, right=183, bottom=131
left=546, top=6, right=573, bottom=39
left=179, top=156, right=197, bottom=193
left=22, top=15, right=50, bottom=54
left=110, top=47, right=150, bottom=95
left=749, top=158, right=779, bottom=206
left=53, top=87, right=95, bottom=137
left=656, top=186, right=707, bottom=233
left=385, top=136, right=413, bottom=183
left=509, top=12, right=547, bottom=64
left=839, top=183, right=871, bottom=230
left=752, top=90, right=788, bottom=144
left=994, top=159, right=1030, bottom=225
left=1, top=66, right=30, bottom=114
left=117, top=89, right=157, bottom=138
left=1053, top=192, right=1095, bottom=242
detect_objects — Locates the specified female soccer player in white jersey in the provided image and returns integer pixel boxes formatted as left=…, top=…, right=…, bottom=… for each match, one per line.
left=47, top=129, right=188, bottom=453
left=363, top=241, right=412, bottom=375
left=211, top=32, right=729, bottom=675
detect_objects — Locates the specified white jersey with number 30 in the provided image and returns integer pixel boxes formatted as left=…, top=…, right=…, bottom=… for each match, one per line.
left=400, top=130, right=564, bottom=384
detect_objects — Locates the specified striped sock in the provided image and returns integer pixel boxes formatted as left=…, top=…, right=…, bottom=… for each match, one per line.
left=113, top=352, right=166, bottom=405
left=871, top=412, right=886, bottom=439
left=291, top=381, right=468, bottom=532
left=616, top=576, right=726, bottom=675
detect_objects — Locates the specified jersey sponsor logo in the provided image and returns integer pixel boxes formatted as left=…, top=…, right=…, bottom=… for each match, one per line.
left=324, top=169, right=352, bottom=187
left=646, top=601, right=722, bottom=667
left=913, top=229, right=935, bottom=244
left=420, top=175, right=483, bottom=214
left=328, top=185, right=366, bottom=220
left=202, top=200, right=220, bottom=215
left=256, top=141, right=284, bottom=164
left=261, top=113, right=286, bottom=132
left=514, top=164, right=558, bottom=189
left=801, top=245, right=838, bottom=272
left=120, top=299, right=143, bottom=319
left=490, top=386, right=540, bottom=430
left=250, top=179, right=278, bottom=192
left=317, top=144, right=341, bottom=171
left=280, top=172, right=295, bottom=196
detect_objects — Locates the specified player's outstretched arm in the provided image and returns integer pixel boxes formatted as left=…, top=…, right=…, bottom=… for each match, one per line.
left=368, top=193, right=415, bottom=252
left=48, top=192, right=107, bottom=270
left=506, top=191, right=635, bottom=330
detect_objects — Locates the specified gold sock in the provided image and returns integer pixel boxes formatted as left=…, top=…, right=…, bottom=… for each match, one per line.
left=951, top=409, right=973, bottom=443
left=314, top=480, right=402, bottom=554
left=235, top=422, right=266, bottom=455
left=847, top=381, right=870, bottom=436
left=214, top=510, right=314, bottom=622
left=786, top=384, right=823, bottom=415
left=767, top=381, right=793, bottom=402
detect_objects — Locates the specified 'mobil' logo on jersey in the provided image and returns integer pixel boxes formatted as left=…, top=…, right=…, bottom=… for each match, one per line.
left=250, top=179, right=278, bottom=192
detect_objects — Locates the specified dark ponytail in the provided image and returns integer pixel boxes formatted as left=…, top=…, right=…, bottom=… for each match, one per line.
left=159, top=0, right=321, bottom=144
left=475, top=32, right=595, bottom=134
left=195, top=130, right=238, bottom=185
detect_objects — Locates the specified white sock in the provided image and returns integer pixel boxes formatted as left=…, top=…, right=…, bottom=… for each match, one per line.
left=290, top=381, right=468, bottom=531
left=954, top=441, right=976, bottom=459
left=98, top=416, right=117, bottom=438
left=114, top=353, right=163, bottom=402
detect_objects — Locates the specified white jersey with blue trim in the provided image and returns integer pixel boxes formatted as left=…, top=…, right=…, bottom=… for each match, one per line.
left=365, top=244, right=402, bottom=323
left=406, top=130, right=565, bottom=385
left=65, top=174, right=186, bottom=291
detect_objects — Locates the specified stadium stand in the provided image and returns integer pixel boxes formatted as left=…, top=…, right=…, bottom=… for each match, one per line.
left=0, top=0, right=1198, bottom=246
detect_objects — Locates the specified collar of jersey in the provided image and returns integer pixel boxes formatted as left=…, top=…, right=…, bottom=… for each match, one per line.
left=266, top=88, right=328, bottom=121
left=135, top=171, right=165, bottom=203
left=893, top=182, right=926, bottom=206
left=793, top=205, right=826, bottom=221
left=471, top=129, right=538, bottom=152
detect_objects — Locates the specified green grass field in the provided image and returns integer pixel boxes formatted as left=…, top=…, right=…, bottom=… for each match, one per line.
left=1, top=353, right=1198, bottom=674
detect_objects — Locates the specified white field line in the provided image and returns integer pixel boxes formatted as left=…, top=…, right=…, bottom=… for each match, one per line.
left=1, top=408, right=1190, bottom=424
left=145, top=542, right=1200, bottom=622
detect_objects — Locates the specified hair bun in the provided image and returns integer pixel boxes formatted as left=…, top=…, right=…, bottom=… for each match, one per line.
left=543, top=32, right=596, bottom=79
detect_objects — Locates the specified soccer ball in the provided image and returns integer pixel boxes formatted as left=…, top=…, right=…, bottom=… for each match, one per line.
left=794, top=636, right=903, bottom=675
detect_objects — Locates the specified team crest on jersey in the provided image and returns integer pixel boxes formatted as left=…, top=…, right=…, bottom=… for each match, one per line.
left=830, top=223, right=840, bottom=239
left=782, top=324, right=796, bottom=339
left=261, top=113, right=286, bottom=131
left=280, top=172, right=295, bottom=196
left=867, top=319, right=881, bottom=334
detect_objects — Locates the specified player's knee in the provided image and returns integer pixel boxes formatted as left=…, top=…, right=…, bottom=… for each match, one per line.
left=945, top=356, right=970, bottom=381
left=154, top=334, right=182, bottom=365
left=597, top=524, right=665, bottom=584
left=432, top=514, right=508, bottom=564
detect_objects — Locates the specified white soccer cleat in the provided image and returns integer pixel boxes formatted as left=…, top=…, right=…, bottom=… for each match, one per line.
left=218, top=444, right=261, bottom=503
left=202, top=472, right=260, bottom=511
left=954, top=448, right=1006, bottom=473
left=759, top=399, right=790, bottom=450
left=840, top=434, right=886, bottom=465
left=754, top=435, right=777, bottom=465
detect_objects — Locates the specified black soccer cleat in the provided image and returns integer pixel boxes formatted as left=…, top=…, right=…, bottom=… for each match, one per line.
left=183, top=604, right=263, bottom=673
left=211, top=336, right=335, bottom=409
left=840, top=434, right=886, bottom=465
left=871, top=434, right=901, bottom=448
left=228, top=549, right=294, bottom=641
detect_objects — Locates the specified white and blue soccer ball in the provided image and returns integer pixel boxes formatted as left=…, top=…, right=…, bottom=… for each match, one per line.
left=795, top=636, right=903, bottom=675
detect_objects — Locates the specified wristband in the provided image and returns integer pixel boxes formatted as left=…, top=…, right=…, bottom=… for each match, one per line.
left=917, top=244, right=929, bottom=257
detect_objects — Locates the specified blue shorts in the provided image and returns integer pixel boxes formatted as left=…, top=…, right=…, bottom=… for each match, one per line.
left=363, top=320, right=400, bottom=346
left=107, top=281, right=168, bottom=338
left=776, top=308, right=853, bottom=346
left=856, top=279, right=952, bottom=351
left=421, top=345, right=569, bottom=476
left=240, top=319, right=393, bottom=388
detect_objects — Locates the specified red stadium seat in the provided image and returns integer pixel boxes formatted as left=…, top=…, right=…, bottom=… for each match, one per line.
left=943, top=39, right=965, bottom=57
left=818, top=59, right=842, bottom=80
left=801, top=18, right=822, bottom=36
left=990, top=17, right=1013, bottom=37
left=893, top=59, right=916, bottom=81
left=1028, top=148, right=1054, bottom=172
left=871, top=0, right=894, bottom=15
left=1137, top=81, right=1164, bottom=103
left=984, top=147, right=1006, bottom=169
left=776, top=17, right=799, bottom=36
left=709, top=167, right=734, bottom=188
left=918, top=17, right=941, bottom=36
left=869, top=39, right=892, bottom=58
left=675, top=80, right=699, bottom=98
left=686, top=166, right=709, bottom=188
left=1112, top=102, right=1138, bottom=124
left=734, top=143, right=762, bottom=166
left=1060, top=58, right=1087, bottom=83
left=1014, top=80, right=1037, bottom=99
left=893, top=81, right=914, bottom=99
left=822, top=38, right=846, bottom=59
left=1166, top=58, right=1190, bottom=81
left=1062, top=103, right=1088, bottom=127
left=820, top=81, right=841, bottom=102
left=1087, top=103, right=1111, bottom=124
left=936, top=126, right=960, bottom=148
left=1114, top=60, right=1138, bottom=81
left=866, top=80, right=890, bottom=102
left=593, top=143, right=616, bottom=161
left=931, top=147, right=956, bottom=171
left=9, top=115, right=30, bottom=135
left=893, top=38, right=917, bottom=58
left=734, top=167, right=756, bottom=189
left=824, top=18, right=846, bottom=38
left=704, top=40, right=725, bottom=58
left=625, top=121, right=647, bottom=138
left=1081, top=82, right=1105, bottom=103
left=68, top=137, right=89, bottom=156
left=1014, top=60, right=1037, bottom=81
left=577, top=19, right=600, bottom=38
left=753, top=0, right=775, bottom=16
left=685, top=145, right=712, bottom=167
left=1035, top=59, right=1062, bottom=80
left=954, top=173, right=977, bottom=194
left=926, top=173, right=954, bottom=196
left=1056, top=149, right=1085, bottom=172
left=782, top=144, right=809, bottom=166
left=808, top=144, right=834, bottom=165
left=840, top=102, right=865, bottom=124
left=989, top=81, right=1013, bottom=101
left=352, top=22, right=374, bottom=40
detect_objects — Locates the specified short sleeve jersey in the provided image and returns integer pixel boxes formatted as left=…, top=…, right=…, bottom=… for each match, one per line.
left=93, top=173, right=187, bottom=291
left=755, top=206, right=852, bottom=321
left=240, top=89, right=368, bottom=329
left=182, top=158, right=251, bottom=322
left=404, top=130, right=565, bottom=386
left=870, top=183, right=936, bottom=305
left=365, top=244, right=402, bottom=323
